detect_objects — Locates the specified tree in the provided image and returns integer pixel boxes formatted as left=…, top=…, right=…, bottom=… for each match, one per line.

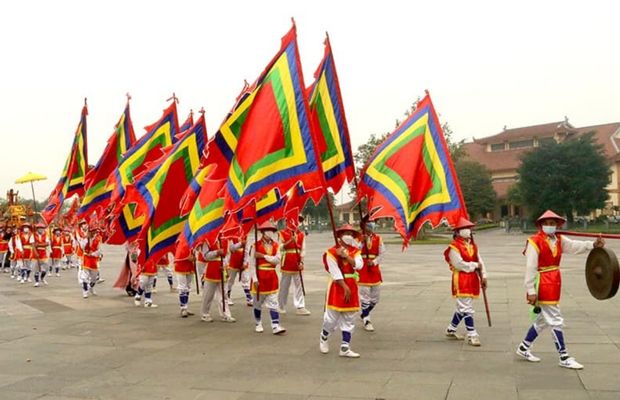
left=302, top=192, right=336, bottom=227
left=454, top=160, right=496, bottom=219
left=516, top=133, right=611, bottom=222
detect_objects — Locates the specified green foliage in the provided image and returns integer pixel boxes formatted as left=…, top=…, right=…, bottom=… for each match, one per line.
left=516, top=133, right=611, bottom=222
left=454, top=160, right=497, bottom=219
left=302, top=192, right=336, bottom=226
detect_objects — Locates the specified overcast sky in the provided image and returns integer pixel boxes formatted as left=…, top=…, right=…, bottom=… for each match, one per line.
left=1, top=0, right=618, bottom=202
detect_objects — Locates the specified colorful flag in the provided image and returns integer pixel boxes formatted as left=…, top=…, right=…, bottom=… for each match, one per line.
left=128, top=114, right=209, bottom=268
left=42, top=102, right=89, bottom=223
left=176, top=110, right=194, bottom=140
left=358, top=93, right=468, bottom=245
left=78, top=101, right=136, bottom=219
left=179, top=164, right=214, bottom=216
left=284, top=182, right=323, bottom=219
left=209, top=24, right=323, bottom=212
left=179, top=178, right=227, bottom=249
left=106, top=101, right=179, bottom=244
left=307, top=35, right=355, bottom=195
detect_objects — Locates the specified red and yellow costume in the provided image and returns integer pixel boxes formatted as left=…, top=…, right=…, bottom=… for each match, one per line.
left=323, top=244, right=362, bottom=312
left=359, top=234, right=383, bottom=286
left=250, top=239, right=280, bottom=295
left=34, top=232, right=49, bottom=261
left=445, top=237, right=481, bottom=298
left=227, top=237, right=246, bottom=271
left=51, top=235, right=63, bottom=260
left=203, top=241, right=227, bottom=283
left=279, top=228, right=304, bottom=274
left=82, top=235, right=102, bottom=271
left=526, top=231, right=563, bottom=304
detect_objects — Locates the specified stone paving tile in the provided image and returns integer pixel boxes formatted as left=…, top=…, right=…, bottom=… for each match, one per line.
left=517, top=389, right=590, bottom=400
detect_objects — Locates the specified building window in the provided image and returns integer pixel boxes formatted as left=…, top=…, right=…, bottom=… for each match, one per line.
left=538, top=137, right=556, bottom=146
left=509, top=139, right=533, bottom=149
left=342, top=212, right=349, bottom=222
left=490, top=143, right=505, bottom=152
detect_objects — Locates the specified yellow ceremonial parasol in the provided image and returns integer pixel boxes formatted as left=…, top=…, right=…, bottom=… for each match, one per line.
left=15, top=172, right=48, bottom=213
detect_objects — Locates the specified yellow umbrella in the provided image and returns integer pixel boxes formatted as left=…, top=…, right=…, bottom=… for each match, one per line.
left=15, top=172, right=48, bottom=213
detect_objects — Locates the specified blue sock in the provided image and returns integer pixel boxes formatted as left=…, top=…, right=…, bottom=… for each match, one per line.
left=153, top=277, right=157, bottom=288
left=361, top=302, right=375, bottom=319
left=145, top=292, right=152, bottom=300
left=520, top=325, right=539, bottom=350
left=40, top=271, right=46, bottom=280
left=244, top=288, right=252, bottom=301
left=269, top=309, right=279, bottom=325
left=552, top=328, right=567, bottom=356
left=82, top=282, right=89, bottom=292
left=179, top=292, right=189, bottom=307
left=342, top=331, right=352, bottom=345
left=167, top=276, right=173, bottom=286
left=450, top=312, right=464, bottom=329
left=464, top=313, right=475, bottom=333
left=34, top=272, right=39, bottom=282
left=321, top=329, right=329, bottom=340
left=253, top=307, right=262, bottom=323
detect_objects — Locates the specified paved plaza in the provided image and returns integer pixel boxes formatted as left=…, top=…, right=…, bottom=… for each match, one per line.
left=0, top=229, right=619, bottom=400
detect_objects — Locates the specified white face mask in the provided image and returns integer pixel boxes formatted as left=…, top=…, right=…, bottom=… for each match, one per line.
left=263, top=231, right=276, bottom=241
left=542, top=225, right=556, bottom=235
left=22, top=228, right=30, bottom=234
left=459, top=229, right=471, bottom=239
left=340, top=234, right=359, bottom=247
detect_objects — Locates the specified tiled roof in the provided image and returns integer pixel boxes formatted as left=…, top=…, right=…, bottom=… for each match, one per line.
left=474, top=121, right=573, bottom=144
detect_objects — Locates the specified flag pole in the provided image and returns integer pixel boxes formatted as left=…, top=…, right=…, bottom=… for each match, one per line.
left=218, top=237, right=227, bottom=314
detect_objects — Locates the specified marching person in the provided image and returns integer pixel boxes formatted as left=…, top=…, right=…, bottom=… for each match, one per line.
left=278, top=216, right=310, bottom=316
left=198, top=239, right=236, bottom=323
left=154, top=253, right=174, bottom=292
left=133, top=252, right=159, bottom=308
left=0, top=225, right=10, bottom=273
left=15, top=222, right=35, bottom=284
left=33, top=223, right=51, bottom=287
left=50, top=227, right=64, bottom=277
left=7, top=226, right=19, bottom=279
left=358, top=217, right=386, bottom=332
left=173, top=243, right=196, bottom=318
left=61, top=228, right=76, bottom=270
left=319, top=224, right=364, bottom=358
left=78, top=225, right=103, bottom=298
left=443, top=217, right=487, bottom=346
left=516, top=210, right=603, bottom=369
left=249, top=221, right=286, bottom=335
left=225, top=229, right=253, bottom=306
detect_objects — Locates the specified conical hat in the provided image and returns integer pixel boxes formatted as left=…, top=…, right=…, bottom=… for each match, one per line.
left=536, top=210, right=566, bottom=225
left=257, top=221, right=277, bottom=231
left=336, top=224, right=359, bottom=235
left=453, top=217, right=475, bottom=230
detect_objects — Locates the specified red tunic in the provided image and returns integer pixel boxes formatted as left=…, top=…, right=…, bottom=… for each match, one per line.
left=75, top=230, right=87, bottom=257
left=227, top=237, right=246, bottom=271
left=279, top=229, right=304, bottom=274
left=174, top=245, right=195, bottom=274
left=34, top=232, right=49, bottom=260
left=82, top=236, right=102, bottom=270
left=358, top=234, right=383, bottom=286
left=323, top=245, right=361, bottom=312
left=51, top=235, right=63, bottom=259
left=0, top=236, right=8, bottom=253
left=62, top=235, right=74, bottom=255
left=18, top=233, right=34, bottom=260
left=527, top=231, right=563, bottom=304
left=156, top=255, right=170, bottom=266
left=203, top=241, right=226, bottom=283
left=250, top=240, right=280, bottom=295
left=444, top=238, right=481, bottom=298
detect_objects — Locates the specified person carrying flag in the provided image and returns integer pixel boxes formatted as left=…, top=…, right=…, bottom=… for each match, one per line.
left=50, top=227, right=64, bottom=277
left=198, top=239, right=236, bottom=323
left=225, top=229, right=253, bottom=306
left=358, top=216, right=386, bottom=332
left=278, top=216, right=310, bottom=316
left=249, top=221, right=286, bottom=335
left=33, top=223, right=51, bottom=287
left=78, top=225, right=103, bottom=298
left=15, top=222, right=35, bottom=284
left=319, top=224, right=364, bottom=358
left=443, top=217, right=487, bottom=346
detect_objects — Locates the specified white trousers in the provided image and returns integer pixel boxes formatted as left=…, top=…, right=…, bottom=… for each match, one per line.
left=455, top=297, right=475, bottom=314
left=176, top=273, right=193, bottom=293
left=322, top=309, right=357, bottom=334
left=359, top=285, right=381, bottom=305
left=139, top=275, right=156, bottom=295
left=0, top=252, right=7, bottom=269
left=278, top=273, right=305, bottom=309
left=533, top=304, right=564, bottom=331
left=253, top=292, right=279, bottom=310
left=80, top=269, right=98, bottom=286
left=34, top=259, right=49, bottom=274
left=226, top=268, right=250, bottom=291
left=201, top=281, right=232, bottom=318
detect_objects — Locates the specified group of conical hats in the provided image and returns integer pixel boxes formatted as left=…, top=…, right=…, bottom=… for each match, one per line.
left=450, top=210, right=565, bottom=231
